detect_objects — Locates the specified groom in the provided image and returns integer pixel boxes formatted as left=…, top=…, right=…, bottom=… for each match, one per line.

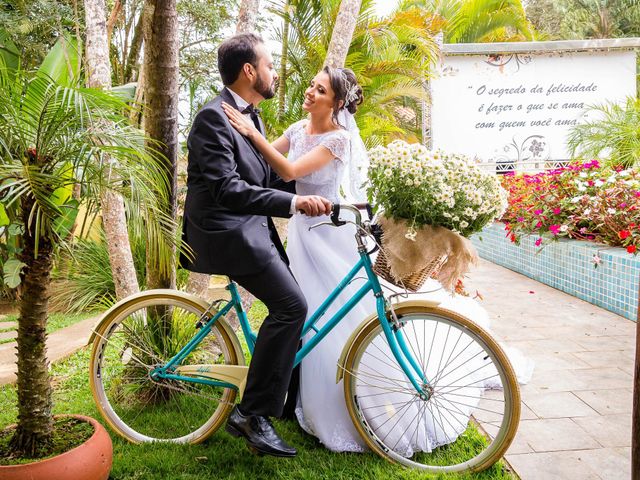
left=181, top=33, right=331, bottom=458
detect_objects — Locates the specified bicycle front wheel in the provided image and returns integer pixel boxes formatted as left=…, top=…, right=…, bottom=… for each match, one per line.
left=89, top=290, right=243, bottom=444
left=342, top=304, right=520, bottom=473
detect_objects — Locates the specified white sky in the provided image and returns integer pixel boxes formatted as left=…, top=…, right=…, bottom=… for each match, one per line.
left=266, top=0, right=401, bottom=50
left=374, top=0, right=400, bottom=17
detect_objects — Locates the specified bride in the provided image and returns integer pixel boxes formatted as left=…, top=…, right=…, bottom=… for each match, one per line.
left=222, top=67, right=533, bottom=454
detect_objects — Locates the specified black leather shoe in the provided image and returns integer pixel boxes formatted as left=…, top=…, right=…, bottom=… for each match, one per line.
left=226, top=406, right=297, bottom=457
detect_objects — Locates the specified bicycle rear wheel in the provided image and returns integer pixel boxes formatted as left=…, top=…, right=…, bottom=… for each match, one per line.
left=342, top=304, right=520, bottom=473
left=89, top=290, right=243, bottom=443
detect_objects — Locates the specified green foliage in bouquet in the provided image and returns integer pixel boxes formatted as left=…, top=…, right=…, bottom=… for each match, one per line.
left=368, top=140, right=508, bottom=237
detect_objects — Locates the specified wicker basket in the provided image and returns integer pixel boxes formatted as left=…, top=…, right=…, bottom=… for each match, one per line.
left=373, top=247, right=447, bottom=292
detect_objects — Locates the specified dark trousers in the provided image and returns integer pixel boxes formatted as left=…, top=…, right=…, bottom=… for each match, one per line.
left=230, top=258, right=307, bottom=418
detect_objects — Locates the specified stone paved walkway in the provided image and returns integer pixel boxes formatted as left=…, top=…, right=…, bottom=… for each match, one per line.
left=0, top=315, right=99, bottom=385
left=466, top=259, right=635, bottom=480
left=0, top=261, right=635, bottom=479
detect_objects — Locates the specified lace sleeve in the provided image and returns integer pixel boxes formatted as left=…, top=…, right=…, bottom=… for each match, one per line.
left=284, top=120, right=307, bottom=140
left=320, top=131, right=350, bottom=163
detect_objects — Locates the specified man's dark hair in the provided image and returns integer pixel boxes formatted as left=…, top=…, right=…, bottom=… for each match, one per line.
left=217, top=33, right=264, bottom=86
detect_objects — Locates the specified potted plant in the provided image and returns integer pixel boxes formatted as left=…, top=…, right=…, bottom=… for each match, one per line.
left=0, top=35, right=173, bottom=477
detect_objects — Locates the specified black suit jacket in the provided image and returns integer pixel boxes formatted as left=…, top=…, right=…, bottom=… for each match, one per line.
left=181, top=88, right=295, bottom=276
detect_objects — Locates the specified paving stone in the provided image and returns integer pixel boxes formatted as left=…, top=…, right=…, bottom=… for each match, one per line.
left=574, top=334, right=636, bottom=352
left=0, top=330, right=17, bottom=342
left=0, top=321, right=17, bottom=330
left=525, top=351, right=590, bottom=371
left=522, top=337, right=587, bottom=354
left=571, top=414, right=632, bottom=448
left=573, top=389, right=634, bottom=416
left=505, top=450, right=601, bottom=480
left=483, top=422, right=534, bottom=455
left=516, top=418, right=601, bottom=452
left=524, top=391, right=598, bottom=419
left=532, top=367, right=632, bottom=393
left=463, top=260, right=633, bottom=478
left=572, top=349, right=635, bottom=369
left=580, top=447, right=631, bottom=480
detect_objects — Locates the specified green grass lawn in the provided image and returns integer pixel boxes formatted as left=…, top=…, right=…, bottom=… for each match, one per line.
left=0, top=301, right=517, bottom=479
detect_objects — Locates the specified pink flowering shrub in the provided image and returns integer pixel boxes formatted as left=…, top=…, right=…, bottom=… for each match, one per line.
left=500, top=160, right=640, bottom=254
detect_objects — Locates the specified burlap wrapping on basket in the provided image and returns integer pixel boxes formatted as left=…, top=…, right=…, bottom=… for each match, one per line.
left=377, top=215, right=479, bottom=292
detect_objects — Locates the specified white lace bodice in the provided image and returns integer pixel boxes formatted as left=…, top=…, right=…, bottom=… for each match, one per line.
left=284, top=120, right=350, bottom=202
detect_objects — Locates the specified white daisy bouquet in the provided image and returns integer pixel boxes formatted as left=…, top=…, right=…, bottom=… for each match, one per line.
left=368, top=140, right=507, bottom=238
left=367, top=140, right=508, bottom=291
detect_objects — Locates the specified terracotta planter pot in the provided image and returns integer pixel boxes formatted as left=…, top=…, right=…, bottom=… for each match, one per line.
left=0, top=414, right=113, bottom=480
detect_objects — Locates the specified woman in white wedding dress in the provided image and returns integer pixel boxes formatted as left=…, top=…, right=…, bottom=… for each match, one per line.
left=222, top=67, right=533, bottom=455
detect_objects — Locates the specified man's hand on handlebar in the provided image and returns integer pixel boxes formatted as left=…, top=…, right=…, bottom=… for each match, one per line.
left=296, top=195, right=332, bottom=217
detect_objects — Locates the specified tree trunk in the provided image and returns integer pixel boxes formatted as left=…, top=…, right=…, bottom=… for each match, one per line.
left=323, top=0, right=362, bottom=69
left=143, top=0, right=179, bottom=290
left=85, top=0, right=141, bottom=300
left=9, top=197, right=54, bottom=456
left=277, top=0, right=290, bottom=121
left=186, top=272, right=210, bottom=298
left=124, top=13, right=144, bottom=83
left=236, top=0, right=260, bottom=33
left=106, top=0, right=122, bottom=45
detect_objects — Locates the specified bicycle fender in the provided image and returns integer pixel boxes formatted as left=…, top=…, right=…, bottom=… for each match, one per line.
left=88, top=289, right=245, bottom=366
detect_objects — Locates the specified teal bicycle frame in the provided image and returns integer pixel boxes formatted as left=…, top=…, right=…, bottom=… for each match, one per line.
left=153, top=210, right=430, bottom=397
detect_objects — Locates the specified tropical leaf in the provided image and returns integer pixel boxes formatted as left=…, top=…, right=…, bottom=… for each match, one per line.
left=37, top=33, right=79, bottom=86
left=0, top=37, right=179, bottom=270
left=2, top=257, right=25, bottom=288
left=265, top=0, right=439, bottom=145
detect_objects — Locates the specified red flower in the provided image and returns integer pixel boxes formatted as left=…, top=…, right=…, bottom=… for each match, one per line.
left=535, top=237, right=542, bottom=247
left=619, top=230, right=631, bottom=239
left=549, top=224, right=561, bottom=235
left=627, top=245, right=637, bottom=254
left=553, top=207, right=562, bottom=215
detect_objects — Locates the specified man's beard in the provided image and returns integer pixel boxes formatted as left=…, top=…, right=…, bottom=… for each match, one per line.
left=255, top=75, right=277, bottom=100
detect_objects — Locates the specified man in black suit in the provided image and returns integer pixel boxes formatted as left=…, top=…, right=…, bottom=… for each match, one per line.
left=181, top=33, right=331, bottom=458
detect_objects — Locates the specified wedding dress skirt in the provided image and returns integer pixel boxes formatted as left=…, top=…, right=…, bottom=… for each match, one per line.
left=287, top=213, right=534, bottom=454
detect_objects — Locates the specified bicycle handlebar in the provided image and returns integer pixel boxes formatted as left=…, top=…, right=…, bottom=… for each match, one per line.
left=330, top=203, right=366, bottom=227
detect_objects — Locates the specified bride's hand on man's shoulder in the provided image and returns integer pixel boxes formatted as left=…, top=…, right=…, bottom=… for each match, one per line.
left=221, top=102, right=258, bottom=139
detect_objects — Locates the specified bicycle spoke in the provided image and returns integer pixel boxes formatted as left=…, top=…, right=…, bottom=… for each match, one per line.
left=345, top=310, right=520, bottom=472
left=91, top=296, right=238, bottom=443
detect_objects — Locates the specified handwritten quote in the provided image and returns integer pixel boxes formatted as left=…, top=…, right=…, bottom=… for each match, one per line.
left=473, top=82, right=598, bottom=132
left=431, top=50, right=636, bottom=162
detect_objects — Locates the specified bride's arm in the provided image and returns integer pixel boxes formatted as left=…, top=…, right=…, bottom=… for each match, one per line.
left=222, top=102, right=335, bottom=182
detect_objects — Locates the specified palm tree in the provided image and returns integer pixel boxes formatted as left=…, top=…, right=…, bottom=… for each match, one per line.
left=143, top=0, right=180, bottom=291
left=265, top=0, right=440, bottom=146
left=85, top=0, right=141, bottom=300
left=0, top=36, right=174, bottom=457
left=236, top=0, right=261, bottom=33
left=398, top=0, right=534, bottom=43
left=558, top=0, right=640, bottom=39
left=567, top=97, right=640, bottom=168
left=325, top=0, right=362, bottom=68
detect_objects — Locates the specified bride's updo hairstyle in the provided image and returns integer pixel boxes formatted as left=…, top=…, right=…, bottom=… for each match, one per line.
left=323, top=66, right=363, bottom=126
